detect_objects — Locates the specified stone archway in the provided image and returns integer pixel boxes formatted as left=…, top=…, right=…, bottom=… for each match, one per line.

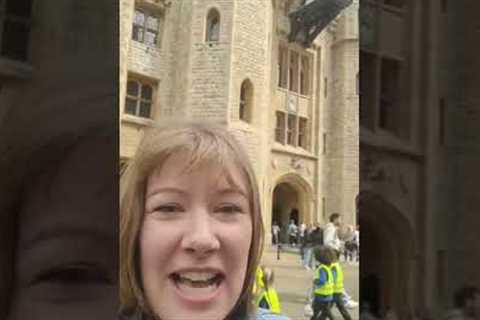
left=272, top=183, right=298, bottom=243
left=271, top=173, right=313, bottom=244
left=358, top=191, right=416, bottom=318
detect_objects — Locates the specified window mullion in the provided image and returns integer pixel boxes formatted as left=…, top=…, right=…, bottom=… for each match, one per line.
left=286, top=48, right=291, bottom=92
left=137, top=84, right=142, bottom=116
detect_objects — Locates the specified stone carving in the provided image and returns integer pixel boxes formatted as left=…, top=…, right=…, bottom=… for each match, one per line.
left=291, top=157, right=303, bottom=170
left=362, top=155, right=410, bottom=197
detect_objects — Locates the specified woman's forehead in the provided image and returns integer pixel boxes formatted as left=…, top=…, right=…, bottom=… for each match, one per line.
left=148, top=151, right=249, bottom=192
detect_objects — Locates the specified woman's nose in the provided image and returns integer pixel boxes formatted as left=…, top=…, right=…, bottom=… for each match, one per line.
left=181, top=210, right=220, bottom=257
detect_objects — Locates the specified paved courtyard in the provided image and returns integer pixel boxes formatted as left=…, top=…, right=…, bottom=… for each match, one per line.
left=260, top=245, right=359, bottom=320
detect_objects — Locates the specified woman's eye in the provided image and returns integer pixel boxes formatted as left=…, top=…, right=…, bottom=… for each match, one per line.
left=215, top=204, right=244, bottom=214
left=31, top=263, right=111, bottom=286
left=154, top=204, right=183, bottom=213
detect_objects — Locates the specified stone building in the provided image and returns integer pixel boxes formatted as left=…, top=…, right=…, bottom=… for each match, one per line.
left=359, top=0, right=480, bottom=318
left=119, top=0, right=360, bottom=243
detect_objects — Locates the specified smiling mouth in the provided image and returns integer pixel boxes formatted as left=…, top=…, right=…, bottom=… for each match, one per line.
left=171, top=272, right=224, bottom=289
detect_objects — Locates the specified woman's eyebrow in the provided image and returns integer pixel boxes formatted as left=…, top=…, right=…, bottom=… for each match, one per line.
left=216, top=187, right=248, bottom=199
left=145, top=187, right=188, bottom=198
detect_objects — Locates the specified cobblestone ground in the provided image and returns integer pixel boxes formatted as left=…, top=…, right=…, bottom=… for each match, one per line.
left=260, top=245, right=359, bottom=320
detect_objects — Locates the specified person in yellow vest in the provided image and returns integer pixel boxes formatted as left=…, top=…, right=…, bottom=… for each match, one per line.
left=330, top=249, right=353, bottom=320
left=253, top=265, right=265, bottom=297
left=311, top=246, right=334, bottom=320
left=256, top=267, right=282, bottom=314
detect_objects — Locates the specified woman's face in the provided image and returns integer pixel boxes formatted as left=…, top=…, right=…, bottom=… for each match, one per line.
left=140, top=153, right=253, bottom=320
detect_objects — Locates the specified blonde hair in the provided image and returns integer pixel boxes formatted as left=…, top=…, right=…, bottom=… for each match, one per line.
left=120, top=119, right=264, bottom=318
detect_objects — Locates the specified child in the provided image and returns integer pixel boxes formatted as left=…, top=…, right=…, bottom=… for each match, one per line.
left=330, top=249, right=353, bottom=320
left=311, top=246, right=334, bottom=320
left=256, top=267, right=282, bottom=314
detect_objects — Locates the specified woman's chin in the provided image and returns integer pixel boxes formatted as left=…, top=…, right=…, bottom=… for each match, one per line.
left=150, top=278, right=232, bottom=320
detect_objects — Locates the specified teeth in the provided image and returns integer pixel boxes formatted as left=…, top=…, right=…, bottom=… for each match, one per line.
left=178, top=272, right=217, bottom=282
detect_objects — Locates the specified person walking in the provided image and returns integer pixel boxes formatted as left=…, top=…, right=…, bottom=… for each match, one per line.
left=324, top=213, right=358, bottom=309
left=272, top=221, right=280, bottom=245
left=323, top=213, right=342, bottom=253
left=304, top=224, right=323, bottom=270
left=343, top=225, right=356, bottom=263
left=330, top=249, right=353, bottom=320
left=288, top=220, right=298, bottom=246
left=299, top=223, right=307, bottom=260
left=302, top=224, right=314, bottom=269
left=311, top=246, right=335, bottom=320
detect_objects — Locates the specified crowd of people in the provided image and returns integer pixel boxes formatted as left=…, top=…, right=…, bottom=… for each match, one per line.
left=265, top=213, right=360, bottom=319
left=271, top=215, right=360, bottom=267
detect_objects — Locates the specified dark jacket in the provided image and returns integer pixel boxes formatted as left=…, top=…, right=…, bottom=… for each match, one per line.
left=308, top=228, right=324, bottom=246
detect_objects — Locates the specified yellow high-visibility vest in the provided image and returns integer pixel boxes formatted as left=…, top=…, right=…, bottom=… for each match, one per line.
left=253, top=266, right=264, bottom=295
left=313, top=264, right=334, bottom=296
left=330, top=262, right=344, bottom=293
left=256, top=287, right=282, bottom=314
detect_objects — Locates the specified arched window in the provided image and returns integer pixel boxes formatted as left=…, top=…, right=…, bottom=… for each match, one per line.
left=239, top=79, right=253, bottom=122
left=205, top=9, right=220, bottom=42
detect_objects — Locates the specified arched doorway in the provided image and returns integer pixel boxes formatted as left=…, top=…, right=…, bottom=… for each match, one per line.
left=271, top=173, right=313, bottom=244
left=272, top=183, right=299, bottom=243
left=358, top=191, right=415, bottom=318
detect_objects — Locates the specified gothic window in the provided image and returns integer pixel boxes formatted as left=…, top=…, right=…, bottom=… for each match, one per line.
left=125, top=77, right=155, bottom=118
left=289, top=52, right=299, bottom=92
left=275, top=111, right=309, bottom=149
left=239, top=79, right=253, bottom=122
left=379, top=57, right=401, bottom=132
left=298, top=117, right=307, bottom=149
left=0, top=0, right=33, bottom=61
left=278, top=46, right=288, bottom=88
left=287, top=114, right=297, bottom=146
left=360, top=51, right=376, bottom=130
left=360, top=0, right=410, bottom=139
left=275, top=111, right=286, bottom=143
left=300, top=56, right=310, bottom=95
left=206, top=9, right=220, bottom=42
left=278, top=44, right=311, bottom=96
left=132, top=9, right=161, bottom=47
